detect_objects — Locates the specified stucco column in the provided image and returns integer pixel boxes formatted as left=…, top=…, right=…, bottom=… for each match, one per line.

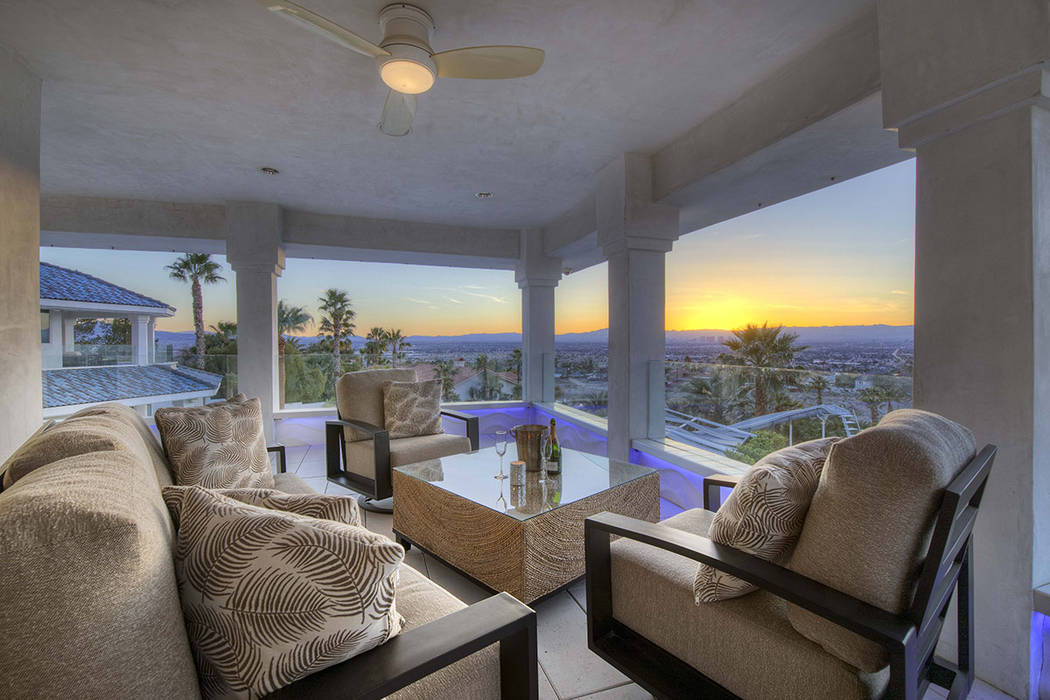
left=0, top=46, right=42, bottom=462
left=226, top=202, right=284, bottom=441
left=130, top=314, right=151, bottom=365
left=597, top=154, right=678, bottom=461
left=516, top=229, right=560, bottom=403
left=62, top=314, right=76, bottom=352
left=878, top=6, right=1050, bottom=694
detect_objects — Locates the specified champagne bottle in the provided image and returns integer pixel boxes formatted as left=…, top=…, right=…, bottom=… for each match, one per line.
left=548, top=418, right=563, bottom=473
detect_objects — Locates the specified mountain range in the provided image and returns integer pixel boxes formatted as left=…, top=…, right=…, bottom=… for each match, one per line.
left=155, top=324, right=913, bottom=351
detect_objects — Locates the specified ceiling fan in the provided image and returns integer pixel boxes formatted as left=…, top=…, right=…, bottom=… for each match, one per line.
left=256, top=1, right=545, bottom=136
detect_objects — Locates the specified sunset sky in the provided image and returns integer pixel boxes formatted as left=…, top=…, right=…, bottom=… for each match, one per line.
left=40, top=160, right=915, bottom=336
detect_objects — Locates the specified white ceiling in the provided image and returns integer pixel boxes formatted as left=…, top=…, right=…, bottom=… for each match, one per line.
left=1, top=0, right=872, bottom=228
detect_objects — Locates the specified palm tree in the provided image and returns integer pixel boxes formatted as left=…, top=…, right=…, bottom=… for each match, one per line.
left=858, top=387, right=886, bottom=424
left=318, top=289, right=355, bottom=380
left=277, top=301, right=313, bottom=408
left=435, top=360, right=458, bottom=401
left=386, top=328, right=410, bottom=366
left=718, top=322, right=806, bottom=416
left=510, top=348, right=522, bottom=379
left=808, top=374, right=832, bottom=405
left=166, top=253, right=225, bottom=368
left=689, top=369, right=748, bottom=424
left=365, top=327, right=389, bottom=366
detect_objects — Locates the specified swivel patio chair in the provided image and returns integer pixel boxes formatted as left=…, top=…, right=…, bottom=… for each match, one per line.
left=326, top=368, right=479, bottom=513
left=585, top=409, right=995, bottom=699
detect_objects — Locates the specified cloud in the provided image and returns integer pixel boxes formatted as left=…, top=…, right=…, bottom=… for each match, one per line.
left=466, top=291, right=509, bottom=304
left=406, top=296, right=439, bottom=310
left=889, top=289, right=911, bottom=296
left=446, top=297, right=463, bottom=304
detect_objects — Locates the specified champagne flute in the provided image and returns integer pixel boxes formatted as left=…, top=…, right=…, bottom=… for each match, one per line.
left=494, top=430, right=508, bottom=480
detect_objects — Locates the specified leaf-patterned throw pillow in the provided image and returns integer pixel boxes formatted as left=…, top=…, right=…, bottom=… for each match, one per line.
left=156, top=397, right=274, bottom=489
left=162, top=486, right=404, bottom=699
left=382, top=379, right=443, bottom=439
left=694, top=438, right=838, bottom=604
left=163, top=487, right=362, bottom=529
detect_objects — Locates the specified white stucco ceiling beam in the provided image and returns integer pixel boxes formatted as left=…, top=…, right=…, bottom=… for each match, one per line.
left=281, top=209, right=520, bottom=269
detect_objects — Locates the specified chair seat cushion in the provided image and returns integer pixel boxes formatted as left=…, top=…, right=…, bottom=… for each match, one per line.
left=274, top=471, right=321, bottom=495
left=345, top=433, right=472, bottom=478
left=387, top=564, right=499, bottom=699
left=610, top=508, right=889, bottom=700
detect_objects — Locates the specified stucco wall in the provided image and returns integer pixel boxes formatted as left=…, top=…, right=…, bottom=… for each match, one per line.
left=0, top=45, right=41, bottom=461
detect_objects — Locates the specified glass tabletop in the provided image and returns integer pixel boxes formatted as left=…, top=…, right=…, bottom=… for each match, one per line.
left=394, top=447, right=656, bottom=521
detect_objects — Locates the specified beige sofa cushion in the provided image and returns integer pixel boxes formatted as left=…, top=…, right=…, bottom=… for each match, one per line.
left=0, top=450, right=199, bottom=699
left=345, top=433, right=472, bottom=478
left=787, top=409, right=976, bottom=671
left=611, top=508, right=888, bottom=700
left=1, top=402, right=171, bottom=489
left=336, top=368, right=416, bottom=441
left=274, top=471, right=321, bottom=494
left=383, top=379, right=443, bottom=438
left=156, top=397, right=275, bottom=489
left=388, top=564, right=500, bottom=699
left=695, top=437, right=837, bottom=602
left=163, top=486, right=361, bottom=528
left=163, top=486, right=405, bottom=699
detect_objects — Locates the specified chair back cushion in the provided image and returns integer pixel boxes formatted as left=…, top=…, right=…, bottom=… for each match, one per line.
left=694, top=437, right=838, bottom=603
left=336, top=368, right=416, bottom=439
left=0, top=450, right=199, bottom=698
left=155, top=397, right=274, bottom=489
left=786, top=409, right=976, bottom=671
left=383, top=379, right=444, bottom=438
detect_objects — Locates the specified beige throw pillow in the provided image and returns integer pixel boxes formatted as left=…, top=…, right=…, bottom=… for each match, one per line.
left=382, top=379, right=443, bottom=439
left=786, top=410, right=976, bottom=672
left=155, top=397, right=274, bottom=489
left=162, top=486, right=362, bottom=529
left=163, top=486, right=405, bottom=699
left=694, top=437, right=838, bottom=603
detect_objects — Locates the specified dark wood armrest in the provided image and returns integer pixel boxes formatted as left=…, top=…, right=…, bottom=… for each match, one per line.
left=325, top=419, right=392, bottom=501
left=264, top=592, right=537, bottom=700
left=585, top=512, right=913, bottom=648
left=440, top=408, right=480, bottom=450
left=702, top=473, right=742, bottom=510
left=267, top=444, right=287, bottom=474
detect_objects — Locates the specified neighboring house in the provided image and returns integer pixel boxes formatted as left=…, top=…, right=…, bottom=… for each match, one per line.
left=40, top=262, right=221, bottom=418
left=416, top=363, right=519, bottom=399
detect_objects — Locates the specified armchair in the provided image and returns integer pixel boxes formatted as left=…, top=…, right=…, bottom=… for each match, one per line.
left=326, top=368, right=479, bottom=513
left=585, top=441, right=996, bottom=699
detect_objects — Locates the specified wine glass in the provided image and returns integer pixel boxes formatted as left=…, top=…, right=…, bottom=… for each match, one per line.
left=494, top=430, right=508, bottom=480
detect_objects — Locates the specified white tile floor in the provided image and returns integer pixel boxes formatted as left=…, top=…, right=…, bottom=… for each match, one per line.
left=290, top=444, right=1018, bottom=700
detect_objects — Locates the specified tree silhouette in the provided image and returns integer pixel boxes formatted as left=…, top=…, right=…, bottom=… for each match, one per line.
left=318, top=289, right=355, bottom=380
left=277, top=301, right=312, bottom=408
left=718, top=322, right=806, bottom=416
left=166, top=253, right=225, bottom=369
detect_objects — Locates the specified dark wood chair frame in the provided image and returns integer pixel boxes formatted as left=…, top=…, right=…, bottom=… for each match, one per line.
left=265, top=591, right=538, bottom=699
left=325, top=409, right=479, bottom=501
left=585, top=444, right=997, bottom=700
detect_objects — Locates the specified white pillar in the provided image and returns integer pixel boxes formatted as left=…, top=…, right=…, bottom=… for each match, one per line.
left=0, top=46, right=42, bottom=463
left=597, top=154, right=679, bottom=462
left=877, top=6, right=1050, bottom=693
left=226, top=202, right=284, bottom=441
left=516, top=229, right=560, bottom=403
left=61, top=313, right=75, bottom=352
left=130, top=314, right=151, bottom=365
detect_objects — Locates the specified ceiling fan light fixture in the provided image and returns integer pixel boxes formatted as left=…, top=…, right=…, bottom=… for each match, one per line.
left=377, top=44, right=436, bottom=94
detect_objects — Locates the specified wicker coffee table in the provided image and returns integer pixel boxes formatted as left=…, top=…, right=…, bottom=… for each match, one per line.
left=392, top=447, right=659, bottom=604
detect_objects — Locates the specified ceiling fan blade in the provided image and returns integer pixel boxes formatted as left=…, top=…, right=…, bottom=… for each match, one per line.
left=379, top=90, right=417, bottom=137
left=432, top=45, right=544, bottom=79
left=256, top=0, right=389, bottom=59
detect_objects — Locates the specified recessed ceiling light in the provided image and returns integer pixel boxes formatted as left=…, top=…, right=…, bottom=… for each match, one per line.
left=259, top=167, right=280, bottom=175
left=475, top=192, right=493, bottom=199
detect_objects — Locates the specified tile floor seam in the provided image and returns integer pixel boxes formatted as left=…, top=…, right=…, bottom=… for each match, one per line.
left=538, top=658, right=563, bottom=700
left=563, top=680, right=636, bottom=699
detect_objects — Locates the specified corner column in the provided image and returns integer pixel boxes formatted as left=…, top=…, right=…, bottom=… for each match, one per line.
left=0, top=46, right=42, bottom=462
left=516, top=229, right=560, bottom=403
left=877, top=5, right=1050, bottom=693
left=597, top=154, right=679, bottom=462
left=130, top=315, right=151, bottom=365
left=226, top=202, right=284, bottom=441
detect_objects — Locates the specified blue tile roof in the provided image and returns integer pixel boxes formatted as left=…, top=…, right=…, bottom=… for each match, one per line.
left=43, top=364, right=222, bottom=408
left=40, top=262, right=175, bottom=311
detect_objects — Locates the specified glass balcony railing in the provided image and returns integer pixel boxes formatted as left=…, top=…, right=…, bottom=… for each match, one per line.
left=62, top=344, right=133, bottom=367
left=554, top=351, right=608, bottom=418
left=664, top=361, right=912, bottom=464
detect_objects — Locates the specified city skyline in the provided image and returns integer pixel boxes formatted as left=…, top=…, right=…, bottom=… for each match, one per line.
left=39, top=160, right=915, bottom=336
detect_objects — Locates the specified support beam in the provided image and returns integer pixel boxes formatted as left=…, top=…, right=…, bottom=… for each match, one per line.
left=0, top=45, right=41, bottom=462
left=877, top=5, right=1050, bottom=694
left=516, top=229, right=560, bottom=403
left=598, top=154, right=679, bottom=462
left=130, top=314, right=151, bottom=366
left=225, top=202, right=284, bottom=441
